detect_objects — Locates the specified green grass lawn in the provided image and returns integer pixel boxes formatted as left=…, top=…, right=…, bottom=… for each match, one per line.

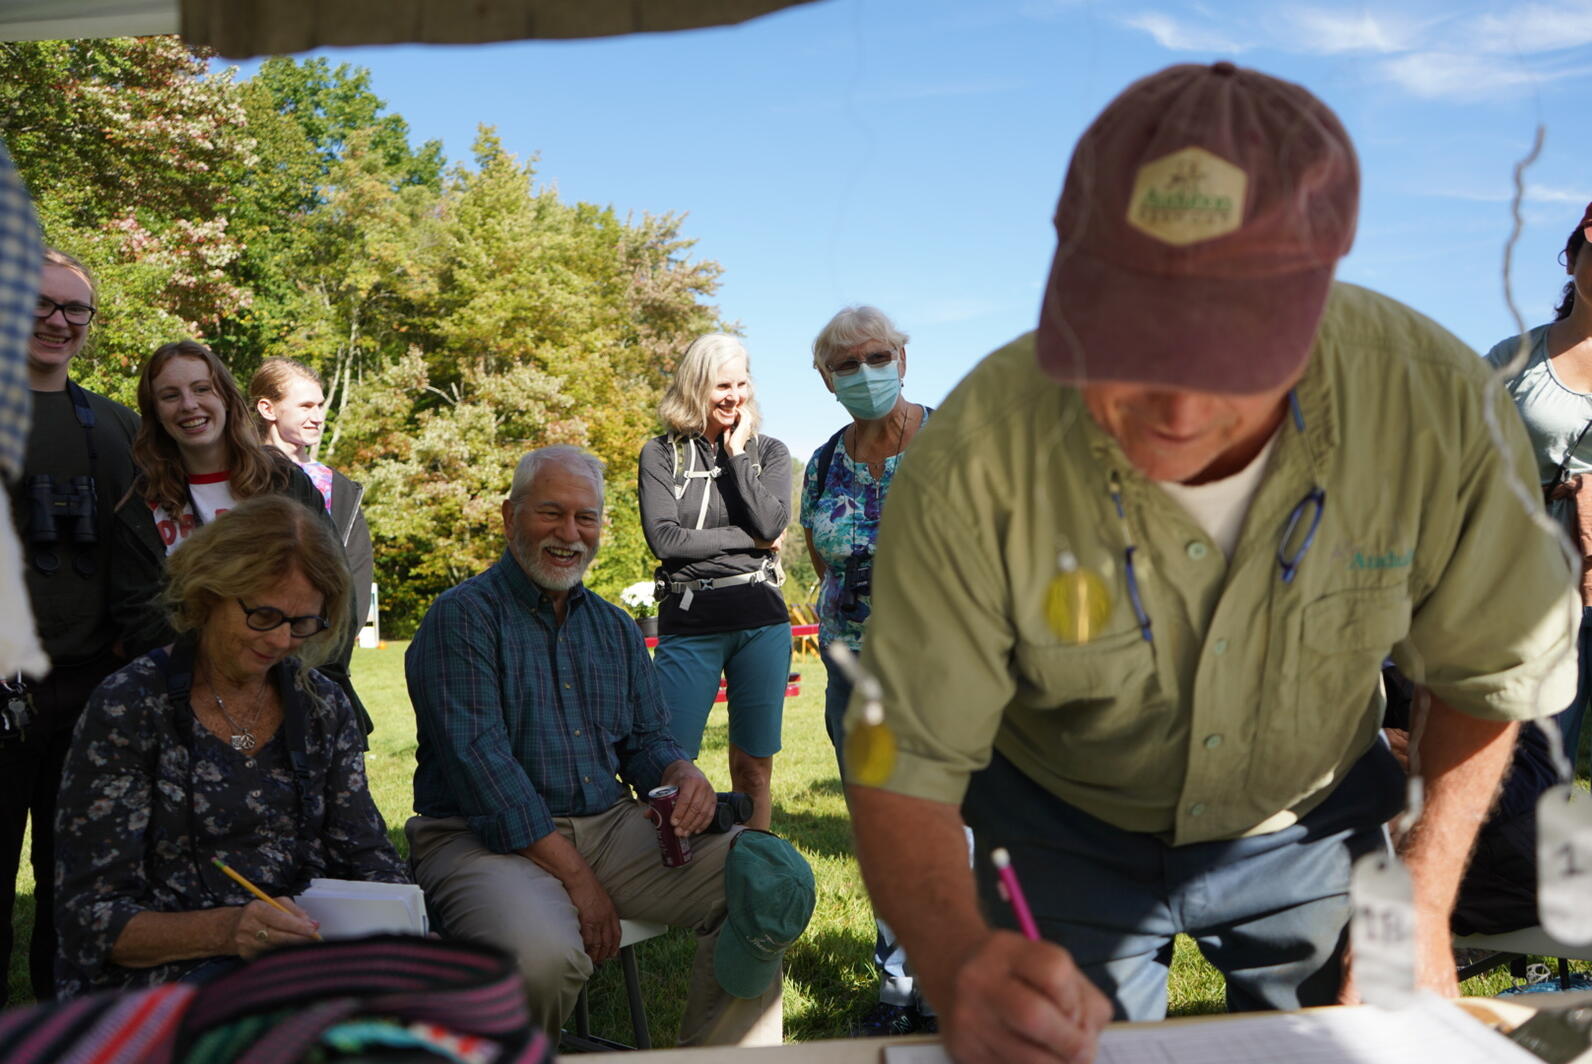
left=6, top=642, right=1587, bottom=1042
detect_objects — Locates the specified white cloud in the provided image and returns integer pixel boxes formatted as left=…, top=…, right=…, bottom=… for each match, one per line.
left=1435, top=183, right=1589, bottom=206
left=1466, top=2, right=1592, bottom=54
left=1379, top=50, right=1592, bottom=99
left=1280, top=7, right=1425, bottom=54
left=1119, top=12, right=1249, bottom=53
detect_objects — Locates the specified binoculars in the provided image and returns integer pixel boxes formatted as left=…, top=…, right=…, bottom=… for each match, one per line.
left=704, top=791, right=754, bottom=834
left=25, top=474, right=97, bottom=546
left=838, top=553, right=873, bottom=614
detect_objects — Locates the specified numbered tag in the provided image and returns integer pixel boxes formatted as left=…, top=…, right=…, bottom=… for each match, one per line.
left=1349, top=851, right=1416, bottom=1009
left=1537, top=784, right=1592, bottom=945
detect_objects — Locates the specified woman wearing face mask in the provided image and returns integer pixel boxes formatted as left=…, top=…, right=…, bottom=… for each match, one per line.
left=800, top=306, right=935, bottom=1036
left=248, top=357, right=374, bottom=649
left=638, top=334, right=791, bottom=832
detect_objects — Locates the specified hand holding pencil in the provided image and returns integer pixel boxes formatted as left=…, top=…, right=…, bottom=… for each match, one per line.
left=213, top=857, right=322, bottom=957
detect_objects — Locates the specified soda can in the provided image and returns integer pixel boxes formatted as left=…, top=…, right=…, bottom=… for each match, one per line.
left=647, top=785, right=693, bottom=867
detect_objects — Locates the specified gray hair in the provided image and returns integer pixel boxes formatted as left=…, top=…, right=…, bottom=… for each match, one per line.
left=657, top=333, right=763, bottom=437
left=508, top=445, right=606, bottom=509
left=812, top=306, right=910, bottom=374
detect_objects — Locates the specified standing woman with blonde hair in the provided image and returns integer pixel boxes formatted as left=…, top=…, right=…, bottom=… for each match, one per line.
left=638, top=334, right=791, bottom=830
left=110, top=341, right=366, bottom=727
left=248, top=356, right=374, bottom=650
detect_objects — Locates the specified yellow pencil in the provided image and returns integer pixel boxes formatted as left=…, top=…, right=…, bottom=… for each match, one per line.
left=211, top=857, right=323, bottom=941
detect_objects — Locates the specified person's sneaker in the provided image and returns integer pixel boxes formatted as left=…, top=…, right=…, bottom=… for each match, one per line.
left=849, top=1001, right=922, bottom=1037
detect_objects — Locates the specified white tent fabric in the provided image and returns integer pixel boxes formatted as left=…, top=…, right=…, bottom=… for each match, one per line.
left=0, top=0, right=819, bottom=56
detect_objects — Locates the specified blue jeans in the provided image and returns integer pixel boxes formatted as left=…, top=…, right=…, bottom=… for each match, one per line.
left=963, top=746, right=1403, bottom=1021
left=655, top=624, right=791, bottom=759
left=829, top=657, right=964, bottom=1012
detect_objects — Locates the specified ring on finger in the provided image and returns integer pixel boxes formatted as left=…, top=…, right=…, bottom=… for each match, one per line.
left=257, top=928, right=270, bottom=942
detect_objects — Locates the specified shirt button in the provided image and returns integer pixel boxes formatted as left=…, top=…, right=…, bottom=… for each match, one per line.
left=563, top=682, right=572, bottom=689
left=1212, top=638, right=1228, bottom=655
left=583, top=775, right=591, bottom=783
left=1186, top=541, right=1209, bottom=560
left=1203, top=734, right=1223, bottom=749
left=1189, top=802, right=1207, bottom=817
left=573, top=729, right=582, bottom=736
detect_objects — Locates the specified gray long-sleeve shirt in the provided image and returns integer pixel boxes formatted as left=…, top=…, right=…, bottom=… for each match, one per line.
left=637, top=432, right=790, bottom=636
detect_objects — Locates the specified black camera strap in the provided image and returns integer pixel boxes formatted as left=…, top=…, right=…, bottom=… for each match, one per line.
left=23, top=380, right=101, bottom=577
left=65, top=378, right=98, bottom=476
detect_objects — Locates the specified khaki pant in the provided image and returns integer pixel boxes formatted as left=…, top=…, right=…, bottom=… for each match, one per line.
left=406, top=803, right=782, bottom=1046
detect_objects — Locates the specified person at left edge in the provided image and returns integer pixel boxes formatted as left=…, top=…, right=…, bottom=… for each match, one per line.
left=407, top=445, right=804, bottom=1045
left=3, top=248, right=137, bottom=1003
left=108, top=340, right=369, bottom=732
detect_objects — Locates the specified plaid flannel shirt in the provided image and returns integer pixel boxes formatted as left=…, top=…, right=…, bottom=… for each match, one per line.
left=408, top=551, right=687, bottom=852
left=0, top=137, right=43, bottom=483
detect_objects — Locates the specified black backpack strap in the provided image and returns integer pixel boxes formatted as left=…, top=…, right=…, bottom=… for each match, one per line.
left=811, top=425, right=849, bottom=501
left=811, top=405, right=933, bottom=495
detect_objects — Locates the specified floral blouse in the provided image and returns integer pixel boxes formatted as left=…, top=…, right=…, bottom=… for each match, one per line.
left=54, top=654, right=408, bottom=997
left=799, top=409, right=930, bottom=651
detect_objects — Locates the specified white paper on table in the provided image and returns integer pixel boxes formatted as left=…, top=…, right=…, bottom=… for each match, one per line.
left=294, top=878, right=428, bottom=938
left=881, top=995, right=1540, bottom=1064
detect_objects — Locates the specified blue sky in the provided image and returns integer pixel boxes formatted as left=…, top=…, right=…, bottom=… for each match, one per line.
left=233, top=0, right=1591, bottom=462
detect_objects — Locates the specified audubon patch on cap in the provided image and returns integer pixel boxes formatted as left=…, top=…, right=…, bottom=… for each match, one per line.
left=714, top=830, right=815, bottom=999
left=1037, top=61, right=1359, bottom=394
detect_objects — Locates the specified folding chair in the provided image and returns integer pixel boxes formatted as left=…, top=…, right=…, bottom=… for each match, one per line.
left=565, top=919, right=670, bottom=1052
left=1455, top=925, right=1592, bottom=991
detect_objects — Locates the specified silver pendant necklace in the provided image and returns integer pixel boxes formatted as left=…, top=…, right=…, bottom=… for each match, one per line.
left=212, top=689, right=262, bottom=751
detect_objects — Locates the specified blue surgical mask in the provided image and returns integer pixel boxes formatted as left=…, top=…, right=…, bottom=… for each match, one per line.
left=833, top=361, right=901, bottom=420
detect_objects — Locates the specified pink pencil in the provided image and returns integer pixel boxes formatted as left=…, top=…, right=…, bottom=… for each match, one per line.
left=991, top=847, right=1041, bottom=941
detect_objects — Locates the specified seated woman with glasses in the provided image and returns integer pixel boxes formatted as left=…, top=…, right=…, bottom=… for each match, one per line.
left=110, top=340, right=367, bottom=725
left=55, top=496, right=408, bottom=998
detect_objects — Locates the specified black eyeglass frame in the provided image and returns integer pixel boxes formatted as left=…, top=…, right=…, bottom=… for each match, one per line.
left=237, top=598, right=330, bottom=638
left=34, top=297, right=97, bottom=326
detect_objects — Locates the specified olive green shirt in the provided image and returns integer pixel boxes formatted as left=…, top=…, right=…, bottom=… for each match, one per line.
left=853, top=282, right=1578, bottom=845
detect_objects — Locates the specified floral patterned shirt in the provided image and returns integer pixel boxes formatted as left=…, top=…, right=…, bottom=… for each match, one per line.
left=54, top=654, right=407, bottom=997
left=799, top=409, right=930, bottom=651
left=299, top=459, right=336, bottom=513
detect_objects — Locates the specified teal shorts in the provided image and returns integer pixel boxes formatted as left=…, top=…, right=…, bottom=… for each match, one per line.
left=653, top=623, right=791, bottom=759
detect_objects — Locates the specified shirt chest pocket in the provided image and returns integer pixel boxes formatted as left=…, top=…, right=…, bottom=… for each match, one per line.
left=1012, top=628, right=1160, bottom=721
left=1276, top=586, right=1409, bottom=739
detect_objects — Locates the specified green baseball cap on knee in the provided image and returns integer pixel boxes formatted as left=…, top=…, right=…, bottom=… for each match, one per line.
left=714, top=830, right=816, bottom=999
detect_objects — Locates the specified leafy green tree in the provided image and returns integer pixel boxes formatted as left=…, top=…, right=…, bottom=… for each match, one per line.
left=0, top=37, right=256, bottom=398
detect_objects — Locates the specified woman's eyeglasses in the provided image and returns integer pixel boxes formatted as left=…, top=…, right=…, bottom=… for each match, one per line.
left=34, top=298, right=96, bottom=326
left=827, top=350, right=897, bottom=377
left=237, top=599, right=330, bottom=638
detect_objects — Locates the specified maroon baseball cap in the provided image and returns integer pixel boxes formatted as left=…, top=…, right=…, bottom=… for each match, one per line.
left=1037, top=61, right=1359, bottom=394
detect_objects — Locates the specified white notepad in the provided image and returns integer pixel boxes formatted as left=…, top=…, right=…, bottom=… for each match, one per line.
left=293, top=878, right=429, bottom=938
left=882, top=995, right=1539, bottom=1064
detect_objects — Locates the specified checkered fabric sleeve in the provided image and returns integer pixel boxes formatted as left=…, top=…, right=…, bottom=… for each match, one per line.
left=0, top=137, right=42, bottom=483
